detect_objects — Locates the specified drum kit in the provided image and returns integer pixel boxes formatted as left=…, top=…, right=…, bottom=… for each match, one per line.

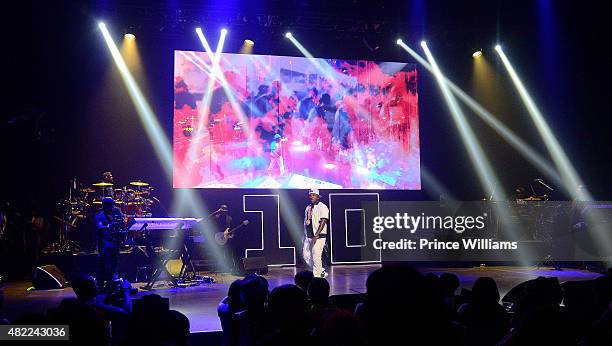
left=89, top=180, right=155, bottom=217
left=49, top=179, right=159, bottom=253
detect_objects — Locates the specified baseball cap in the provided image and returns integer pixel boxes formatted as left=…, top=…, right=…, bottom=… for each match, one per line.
left=308, top=189, right=320, bottom=196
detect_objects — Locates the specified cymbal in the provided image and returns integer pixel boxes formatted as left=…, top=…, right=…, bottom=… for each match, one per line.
left=93, top=200, right=124, bottom=205
left=80, top=188, right=95, bottom=193
left=130, top=181, right=150, bottom=187
left=93, top=182, right=113, bottom=187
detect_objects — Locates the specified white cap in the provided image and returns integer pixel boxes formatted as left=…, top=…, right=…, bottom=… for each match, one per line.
left=308, top=188, right=320, bottom=196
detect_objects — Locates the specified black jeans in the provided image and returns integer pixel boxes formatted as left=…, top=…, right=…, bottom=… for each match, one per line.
left=223, top=240, right=240, bottom=273
left=98, top=238, right=119, bottom=285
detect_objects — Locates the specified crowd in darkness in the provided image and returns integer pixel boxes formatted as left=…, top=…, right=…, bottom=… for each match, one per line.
left=0, top=265, right=611, bottom=345
left=217, top=266, right=612, bottom=346
left=0, top=276, right=190, bottom=345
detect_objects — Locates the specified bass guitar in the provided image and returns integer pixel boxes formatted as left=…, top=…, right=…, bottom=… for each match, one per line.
left=214, top=220, right=249, bottom=245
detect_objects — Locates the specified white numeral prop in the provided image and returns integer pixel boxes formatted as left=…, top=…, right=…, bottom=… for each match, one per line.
left=243, top=195, right=296, bottom=266
left=329, top=193, right=381, bottom=264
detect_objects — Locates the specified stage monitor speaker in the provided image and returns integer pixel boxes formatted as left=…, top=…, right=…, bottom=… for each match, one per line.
left=243, top=257, right=268, bottom=275
left=32, top=265, right=68, bottom=290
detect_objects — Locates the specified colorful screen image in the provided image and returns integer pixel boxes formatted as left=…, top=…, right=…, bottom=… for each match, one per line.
left=173, top=51, right=420, bottom=189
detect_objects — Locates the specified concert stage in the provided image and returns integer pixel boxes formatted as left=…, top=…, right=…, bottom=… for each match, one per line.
left=3, top=5, right=612, bottom=346
left=1, top=264, right=603, bottom=333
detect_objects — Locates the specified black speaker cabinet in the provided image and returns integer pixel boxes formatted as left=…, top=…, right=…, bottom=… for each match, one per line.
left=242, top=257, right=268, bottom=275
left=32, top=265, right=68, bottom=290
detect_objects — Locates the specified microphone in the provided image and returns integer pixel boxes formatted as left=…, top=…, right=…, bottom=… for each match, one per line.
left=534, top=178, right=554, bottom=191
left=206, top=208, right=223, bottom=218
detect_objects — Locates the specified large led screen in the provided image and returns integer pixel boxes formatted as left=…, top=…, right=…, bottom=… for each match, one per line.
left=174, top=51, right=420, bottom=189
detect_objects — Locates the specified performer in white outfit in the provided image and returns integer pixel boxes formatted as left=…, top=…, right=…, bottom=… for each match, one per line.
left=303, top=189, right=329, bottom=278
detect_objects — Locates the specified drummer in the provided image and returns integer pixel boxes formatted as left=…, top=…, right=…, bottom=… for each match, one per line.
left=101, top=171, right=114, bottom=197
left=92, top=171, right=120, bottom=208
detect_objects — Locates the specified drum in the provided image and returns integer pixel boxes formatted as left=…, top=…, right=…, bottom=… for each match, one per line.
left=125, top=189, right=139, bottom=202
left=114, top=188, right=126, bottom=202
left=125, top=201, right=145, bottom=217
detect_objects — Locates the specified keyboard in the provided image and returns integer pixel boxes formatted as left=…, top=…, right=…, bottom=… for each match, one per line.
left=129, top=218, right=203, bottom=231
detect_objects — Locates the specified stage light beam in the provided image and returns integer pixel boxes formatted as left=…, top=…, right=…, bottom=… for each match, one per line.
left=217, top=28, right=228, bottom=54
left=421, top=42, right=533, bottom=265
left=99, top=23, right=234, bottom=273
left=472, top=50, right=482, bottom=58
left=195, top=28, right=215, bottom=61
left=496, top=45, right=612, bottom=263
left=120, top=31, right=146, bottom=87
left=240, top=39, right=255, bottom=54
left=285, top=32, right=292, bottom=38
left=192, top=26, right=253, bottom=144
left=98, top=22, right=172, bottom=178
left=421, top=41, right=501, bottom=199
left=495, top=45, right=588, bottom=200
left=396, top=40, right=563, bottom=190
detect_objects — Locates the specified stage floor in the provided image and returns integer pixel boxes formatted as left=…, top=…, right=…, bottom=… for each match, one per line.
left=1, top=265, right=603, bottom=332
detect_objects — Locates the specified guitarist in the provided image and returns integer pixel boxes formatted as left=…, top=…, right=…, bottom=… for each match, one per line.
left=95, top=197, right=124, bottom=289
left=213, top=204, right=238, bottom=273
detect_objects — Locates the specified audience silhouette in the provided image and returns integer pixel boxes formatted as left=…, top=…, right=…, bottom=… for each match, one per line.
left=1, top=266, right=610, bottom=345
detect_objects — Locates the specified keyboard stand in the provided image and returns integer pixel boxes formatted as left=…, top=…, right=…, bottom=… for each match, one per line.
left=143, top=223, right=184, bottom=289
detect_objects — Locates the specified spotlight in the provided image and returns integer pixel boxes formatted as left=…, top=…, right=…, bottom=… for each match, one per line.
left=244, top=39, right=254, bottom=45
left=472, top=49, right=482, bottom=58
left=221, top=28, right=228, bottom=35
left=396, top=38, right=403, bottom=45
left=420, top=40, right=427, bottom=47
left=124, top=33, right=136, bottom=40
left=495, top=44, right=502, bottom=51
left=98, top=22, right=106, bottom=29
left=195, top=27, right=202, bottom=34
left=285, top=32, right=292, bottom=38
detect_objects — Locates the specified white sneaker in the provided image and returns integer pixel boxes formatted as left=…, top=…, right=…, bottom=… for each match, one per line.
left=321, top=270, right=328, bottom=278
